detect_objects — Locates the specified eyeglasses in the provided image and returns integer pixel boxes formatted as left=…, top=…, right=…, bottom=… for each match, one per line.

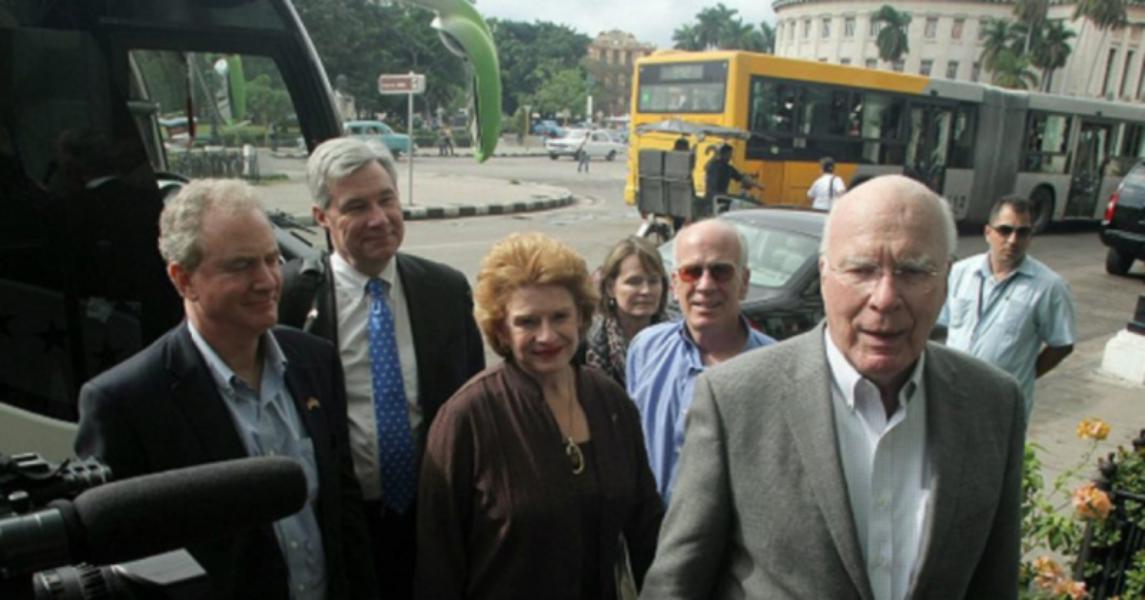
left=990, top=224, right=1033, bottom=239
left=828, top=262, right=941, bottom=293
left=676, top=262, right=738, bottom=284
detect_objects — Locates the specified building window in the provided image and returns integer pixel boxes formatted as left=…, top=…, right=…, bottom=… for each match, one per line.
left=804, top=19, right=811, bottom=38
left=924, top=17, right=938, bottom=38
left=822, top=17, right=831, bottom=38
left=952, top=18, right=965, bottom=40
left=893, top=59, right=905, bottom=72
left=978, top=18, right=990, bottom=41
left=1121, top=50, right=1135, bottom=98
left=844, top=17, right=856, bottom=38
left=869, top=17, right=880, bottom=36
left=920, top=59, right=933, bottom=75
left=841, top=57, right=852, bottom=65
left=971, top=61, right=981, bottom=82
left=1103, top=48, right=1118, bottom=97
left=866, top=58, right=878, bottom=69
left=946, top=60, right=959, bottom=79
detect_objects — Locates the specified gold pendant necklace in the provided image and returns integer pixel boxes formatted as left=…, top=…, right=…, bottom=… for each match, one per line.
left=565, top=436, right=585, bottom=475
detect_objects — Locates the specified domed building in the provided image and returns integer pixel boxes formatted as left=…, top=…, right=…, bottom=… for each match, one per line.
left=772, top=0, right=1145, bottom=101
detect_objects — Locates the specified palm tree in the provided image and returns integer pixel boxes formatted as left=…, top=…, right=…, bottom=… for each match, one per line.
left=1012, top=0, right=1049, bottom=53
left=1030, top=19, right=1076, bottom=91
left=696, top=4, right=740, bottom=50
left=991, top=48, right=1040, bottom=89
left=872, top=5, right=911, bottom=64
left=759, top=21, right=776, bottom=54
left=719, top=20, right=757, bottom=49
left=979, top=18, right=1024, bottom=73
left=1074, top=0, right=1127, bottom=94
left=672, top=24, right=703, bottom=51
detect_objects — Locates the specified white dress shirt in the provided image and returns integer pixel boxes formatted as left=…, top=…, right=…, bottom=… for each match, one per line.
left=824, top=329, right=931, bottom=600
left=330, top=252, right=421, bottom=501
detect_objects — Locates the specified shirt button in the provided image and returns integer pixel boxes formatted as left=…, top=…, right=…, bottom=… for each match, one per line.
left=877, top=495, right=890, bottom=508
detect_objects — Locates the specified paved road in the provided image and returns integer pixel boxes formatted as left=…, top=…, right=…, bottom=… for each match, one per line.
left=266, top=152, right=1145, bottom=477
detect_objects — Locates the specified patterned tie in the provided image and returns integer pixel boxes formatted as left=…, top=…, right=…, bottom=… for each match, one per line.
left=366, top=278, right=417, bottom=514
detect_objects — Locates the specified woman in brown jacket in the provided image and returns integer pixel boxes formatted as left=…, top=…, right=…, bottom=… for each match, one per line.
left=416, top=232, right=662, bottom=600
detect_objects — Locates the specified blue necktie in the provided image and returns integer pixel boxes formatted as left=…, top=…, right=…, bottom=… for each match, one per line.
left=366, top=278, right=417, bottom=514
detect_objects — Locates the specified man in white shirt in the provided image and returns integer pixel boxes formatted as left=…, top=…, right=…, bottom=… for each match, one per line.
left=642, top=175, right=1025, bottom=599
left=807, top=156, right=846, bottom=211
left=279, top=138, right=485, bottom=598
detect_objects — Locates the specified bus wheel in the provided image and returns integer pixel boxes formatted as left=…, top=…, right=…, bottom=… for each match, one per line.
left=1030, top=188, right=1054, bottom=234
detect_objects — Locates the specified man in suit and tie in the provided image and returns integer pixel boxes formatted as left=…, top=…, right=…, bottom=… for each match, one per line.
left=280, top=137, right=485, bottom=597
left=75, top=179, right=376, bottom=599
left=641, top=175, right=1025, bottom=599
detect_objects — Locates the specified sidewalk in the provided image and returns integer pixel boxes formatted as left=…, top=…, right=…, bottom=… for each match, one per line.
left=264, top=136, right=573, bottom=222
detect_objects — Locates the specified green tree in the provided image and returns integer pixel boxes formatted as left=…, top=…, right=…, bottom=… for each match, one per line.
left=1074, top=0, right=1128, bottom=94
left=1030, top=20, right=1076, bottom=91
left=759, top=21, right=776, bottom=53
left=524, top=68, right=589, bottom=118
left=1013, top=0, right=1049, bottom=53
left=990, top=48, right=1040, bottom=89
left=672, top=24, right=704, bottom=50
left=696, top=4, right=740, bottom=49
left=487, top=19, right=591, bottom=116
left=246, top=74, right=293, bottom=126
left=872, top=5, right=911, bottom=64
left=980, top=18, right=1024, bottom=73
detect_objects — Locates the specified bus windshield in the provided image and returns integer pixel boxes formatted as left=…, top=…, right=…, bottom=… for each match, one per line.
left=637, top=60, right=729, bottom=113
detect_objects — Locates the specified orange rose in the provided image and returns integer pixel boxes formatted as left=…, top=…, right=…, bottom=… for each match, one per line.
left=1052, top=577, right=1088, bottom=599
left=1076, top=418, right=1111, bottom=441
left=1072, top=483, right=1114, bottom=520
left=1033, top=555, right=1065, bottom=591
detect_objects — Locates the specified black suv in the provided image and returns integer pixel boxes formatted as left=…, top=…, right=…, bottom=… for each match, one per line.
left=1102, top=162, right=1145, bottom=276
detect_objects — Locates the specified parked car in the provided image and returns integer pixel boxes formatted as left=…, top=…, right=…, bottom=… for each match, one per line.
left=658, top=208, right=826, bottom=340
left=532, top=119, right=564, bottom=138
left=1101, top=161, right=1145, bottom=275
left=343, top=120, right=414, bottom=157
left=545, top=129, right=626, bottom=161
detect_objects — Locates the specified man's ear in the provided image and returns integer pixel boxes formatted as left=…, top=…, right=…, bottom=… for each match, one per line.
left=312, top=205, right=328, bottom=229
left=167, top=262, right=192, bottom=300
left=738, top=267, right=750, bottom=300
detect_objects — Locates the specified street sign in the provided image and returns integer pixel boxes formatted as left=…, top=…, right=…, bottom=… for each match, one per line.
left=378, top=73, right=426, bottom=95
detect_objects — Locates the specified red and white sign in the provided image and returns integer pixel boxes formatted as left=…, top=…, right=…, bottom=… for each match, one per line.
left=377, top=73, right=426, bottom=95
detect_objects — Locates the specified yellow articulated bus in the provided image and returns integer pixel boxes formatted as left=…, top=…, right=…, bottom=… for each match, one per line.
left=626, top=50, right=1145, bottom=231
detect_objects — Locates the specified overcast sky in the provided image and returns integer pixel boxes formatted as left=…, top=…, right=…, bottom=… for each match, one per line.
left=476, top=0, right=776, bottom=49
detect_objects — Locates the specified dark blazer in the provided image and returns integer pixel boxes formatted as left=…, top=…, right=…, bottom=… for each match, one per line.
left=640, top=325, right=1026, bottom=599
left=281, top=251, right=486, bottom=439
left=74, top=323, right=377, bottom=600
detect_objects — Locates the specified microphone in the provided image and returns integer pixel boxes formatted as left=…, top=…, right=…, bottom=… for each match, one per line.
left=0, top=456, right=307, bottom=577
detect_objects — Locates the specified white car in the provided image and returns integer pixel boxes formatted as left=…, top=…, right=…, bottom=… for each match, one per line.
left=545, top=129, right=626, bottom=161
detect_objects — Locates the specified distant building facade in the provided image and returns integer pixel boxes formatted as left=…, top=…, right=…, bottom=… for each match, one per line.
left=586, top=30, right=656, bottom=116
left=772, top=0, right=1145, bottom=101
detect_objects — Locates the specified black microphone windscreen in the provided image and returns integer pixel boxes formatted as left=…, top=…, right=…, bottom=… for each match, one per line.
left=70, top=456, right=307, bottom=565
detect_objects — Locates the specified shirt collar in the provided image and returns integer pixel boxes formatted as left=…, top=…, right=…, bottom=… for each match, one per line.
left=823, top=326, right=925, bottom=412
left=675, top=315, right=756, bottom=370
left=330, top=251, right=398, bottom=295
left=977, top=252, right=1031, bottom=281
left=187, top=321, right=287, bottom=393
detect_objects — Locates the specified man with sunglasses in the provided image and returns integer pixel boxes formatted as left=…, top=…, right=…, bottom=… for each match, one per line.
left=938, top=195, right=1076, bottom=419
left=625, top=219, right=775, bottom=504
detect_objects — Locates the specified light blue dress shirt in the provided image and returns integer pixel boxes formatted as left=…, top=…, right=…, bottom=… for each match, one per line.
left=938, top=253, right=1076, bottom=418
left=189, top=324, right=327, bottom=600
left=625, top=318, right=774, bottom=505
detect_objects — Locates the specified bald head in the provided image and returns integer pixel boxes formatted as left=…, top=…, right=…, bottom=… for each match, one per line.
left=675, top=218, right=747, bottom=269
left=821, top=175, right=956, bottom=260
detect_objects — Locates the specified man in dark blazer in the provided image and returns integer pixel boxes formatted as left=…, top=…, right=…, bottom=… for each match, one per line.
left=75, top=179, right=376, bottom=600
left=280, top=137, right=484, bottom=598
left=641, top=175, right=1026, bottom=599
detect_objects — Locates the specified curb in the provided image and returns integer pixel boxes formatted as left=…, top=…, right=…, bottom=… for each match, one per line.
left=402, top=194, right=574, bottom=221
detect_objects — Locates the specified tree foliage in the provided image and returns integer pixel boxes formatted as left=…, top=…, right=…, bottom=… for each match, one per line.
left=990, top=48, right=1040, bottom=89
left=487, top=19, right=591, bottom=116
left=672, top=4, right=774, bottom=53
left=872, top=5, right=911, bottom=64
left=524, top=68, right=589, bottom=118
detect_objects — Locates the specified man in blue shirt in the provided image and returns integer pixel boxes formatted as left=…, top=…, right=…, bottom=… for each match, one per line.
left=626, top=219, right=774, bottom=503
left=938, top=196, right=1076, bottom=418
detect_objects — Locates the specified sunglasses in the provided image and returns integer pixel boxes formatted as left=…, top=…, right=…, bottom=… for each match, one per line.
left=676, top=262, right=738, bottom=283
left=991, top=224, right=1033, bottom=239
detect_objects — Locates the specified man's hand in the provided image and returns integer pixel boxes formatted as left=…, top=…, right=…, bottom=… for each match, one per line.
left=1036, top=344, right=1073, bottom=378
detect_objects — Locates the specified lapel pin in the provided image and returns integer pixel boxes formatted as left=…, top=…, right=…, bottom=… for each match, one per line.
left=306, top=397, right=321, bottom=411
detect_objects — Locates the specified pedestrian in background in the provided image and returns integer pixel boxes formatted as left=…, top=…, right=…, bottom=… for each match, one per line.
left=938, top=195, right=1076, bottom=420
left=577, top=134, right=591, bottom=174
left=807, top=156, right=845, bottom=211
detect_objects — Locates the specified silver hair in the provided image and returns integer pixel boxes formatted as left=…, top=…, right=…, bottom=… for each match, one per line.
left=674, top=218, right=749, bottom=269
left=819, top=178, right=958, bottom=259
left=158, top=179, right=267, bottom=271
left=306, top=137, right=399, bottom=210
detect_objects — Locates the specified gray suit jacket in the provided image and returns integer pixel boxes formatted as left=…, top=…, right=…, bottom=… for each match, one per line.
left=640, top=325, right=1025, bottom=600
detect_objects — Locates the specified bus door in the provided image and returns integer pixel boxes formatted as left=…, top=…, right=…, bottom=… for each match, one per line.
left=1066, top=120, right=1115, bottom=218
left=904, top=103, right=955, bottom=193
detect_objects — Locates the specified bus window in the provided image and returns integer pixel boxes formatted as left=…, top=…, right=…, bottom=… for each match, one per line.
left=860, top=93, right=906, bottom=164
left=1022, top=112, right=1071, bottom=174
left=747, top=78, right=796, bottom=158
left=948, top=104, right=976, bottom=168
left=636, top=61, right=728, bottom=114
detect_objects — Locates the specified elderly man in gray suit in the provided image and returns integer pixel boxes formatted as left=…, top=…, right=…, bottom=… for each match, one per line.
left=641, top=175, right=1025, bottom=600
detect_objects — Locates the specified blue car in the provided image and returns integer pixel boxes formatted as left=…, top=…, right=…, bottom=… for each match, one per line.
left=532, top=119, right=564, bottom=138
left=343, top=120, right=414, bottom=157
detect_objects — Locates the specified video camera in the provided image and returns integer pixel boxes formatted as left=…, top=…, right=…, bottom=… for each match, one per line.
left=0, top=452, right=308, bottom=599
